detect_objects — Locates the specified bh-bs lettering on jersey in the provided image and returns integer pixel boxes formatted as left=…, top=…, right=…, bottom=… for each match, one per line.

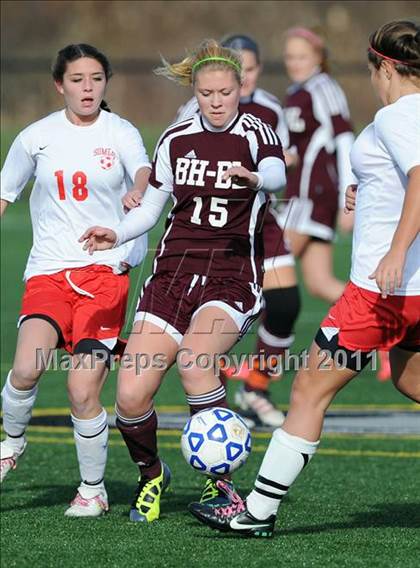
left=149, top=112, right=284, bottom=285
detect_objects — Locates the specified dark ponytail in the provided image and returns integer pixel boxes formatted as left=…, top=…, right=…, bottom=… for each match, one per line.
left=368, top=20, right=420, bottom=78
left=100, top=100, right=112, bottom=112
left=52, top=44, right=113, bottom=112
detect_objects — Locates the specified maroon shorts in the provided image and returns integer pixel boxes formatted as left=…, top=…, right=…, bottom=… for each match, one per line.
left=280, top=155, right=339, bottom=242
left=19, top=266, right=129, bottom=353
left=133, top=272, right=263, bottom=344
left=263, top=206, right=295, bottom=272
left=319, top=282, right=420, bottom=352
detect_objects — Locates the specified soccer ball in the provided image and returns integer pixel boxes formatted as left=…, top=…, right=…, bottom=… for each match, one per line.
left=181, top=407, right=251, bottom=477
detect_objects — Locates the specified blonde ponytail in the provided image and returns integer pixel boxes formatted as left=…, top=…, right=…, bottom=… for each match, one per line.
left=154, top=39, right=242, bottom=86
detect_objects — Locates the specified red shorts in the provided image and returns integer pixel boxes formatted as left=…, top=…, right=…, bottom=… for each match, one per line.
left=319, top=282, right=420, bottom=352
left=263, top=207, right=294, bottom=272
left=19, top=266, right=129, bottom=353
left=134, top=271, right=262, bottom=345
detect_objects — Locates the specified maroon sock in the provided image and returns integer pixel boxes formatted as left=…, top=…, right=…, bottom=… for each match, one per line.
left=186, top=384, right=228, bottom=416
left=116, top=407, right=161, bottom=479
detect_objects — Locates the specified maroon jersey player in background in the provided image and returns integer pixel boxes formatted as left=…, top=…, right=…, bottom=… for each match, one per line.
left=280, top=27, right=355, bottom=302
left=279, top=27, right=390, bottom=380
left=80, top=39, right=287, bottom=523
left=176, top=34, right=301, bottom=429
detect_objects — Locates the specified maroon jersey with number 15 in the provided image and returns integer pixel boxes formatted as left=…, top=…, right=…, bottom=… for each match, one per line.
left=149, top=111, right=284, bottom=285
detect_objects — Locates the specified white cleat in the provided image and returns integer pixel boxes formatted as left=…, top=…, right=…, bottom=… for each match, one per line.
left=64, top=483, right=109, bottom=517
left=234, top=388, right=285, bottom=428
left=1, top=439, right=26, bottom=483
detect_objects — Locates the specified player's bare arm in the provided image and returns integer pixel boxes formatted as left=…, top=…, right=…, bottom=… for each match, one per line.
left=369, top=166, right=420, bottom=297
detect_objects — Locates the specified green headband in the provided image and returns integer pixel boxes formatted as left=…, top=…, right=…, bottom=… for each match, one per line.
left=192, top=56, right=241, bottom=73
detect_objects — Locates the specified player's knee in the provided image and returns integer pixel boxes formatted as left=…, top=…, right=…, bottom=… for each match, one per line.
left=117, top=387, right=152, bottom=418
left=179, top=364, right=214, bottom=392
left=264, top=286, right=301, bottom=336
left=67, top=384, right=99, bottom=416
left=179, top=365, right=198, bottom=391
left=393, top=378, right=420, bottom=403
left=11, top=363, right=41, bottom=389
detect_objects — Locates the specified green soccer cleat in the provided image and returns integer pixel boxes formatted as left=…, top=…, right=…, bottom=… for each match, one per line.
left=129, top=462, right=171, bottom=523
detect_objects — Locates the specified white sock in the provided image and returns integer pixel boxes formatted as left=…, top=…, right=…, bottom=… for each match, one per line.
left=71, top=408, right=108, bottom=486
left=247, top=428, right=319, bottom=520
left=1, top=371, right=38, bottom=452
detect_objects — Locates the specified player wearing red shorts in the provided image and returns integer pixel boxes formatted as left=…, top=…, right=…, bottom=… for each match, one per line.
left=190, top=19, right=420, bottom=537
left=175, top=35, right=300, bottom=427
left=0, top=44, right=151, bottom=516
left=81, top=39, right=287, bottom=522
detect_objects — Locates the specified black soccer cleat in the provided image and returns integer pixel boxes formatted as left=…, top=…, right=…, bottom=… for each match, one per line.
left=228, top=510, right=276, bottom=538
left=189, top=497, right=275, bottom=538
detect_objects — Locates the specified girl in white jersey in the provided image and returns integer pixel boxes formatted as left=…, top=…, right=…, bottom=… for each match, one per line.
left=0, top=44, right=151, bottom=517
left=190, top=19, right=420, bottom=538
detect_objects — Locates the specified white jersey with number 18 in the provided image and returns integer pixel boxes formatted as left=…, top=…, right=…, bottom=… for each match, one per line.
left=1, top=109, right=151, bottom=280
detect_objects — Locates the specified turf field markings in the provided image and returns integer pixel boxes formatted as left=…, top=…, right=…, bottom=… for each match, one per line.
left=13, top=403, right=418, bottom=417
left=24, top=425, right=420, bottom=441
left=24, top=436, right=420, bottom=458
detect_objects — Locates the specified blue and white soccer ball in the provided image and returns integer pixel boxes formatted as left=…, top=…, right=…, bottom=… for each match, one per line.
left=181, top=407, right=251, bottom=477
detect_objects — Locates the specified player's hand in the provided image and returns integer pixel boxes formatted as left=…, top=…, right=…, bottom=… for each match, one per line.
left=79, top=226, right=117, bottom=254
left=122, top=189, right=143, bottom=212
left=369, top=248, right=406, bottom=299
left=338, top=209, right=354, bottom=234
left=222, top=166, right=259, bottom=189
left=344, top=184, right=357, bottom=214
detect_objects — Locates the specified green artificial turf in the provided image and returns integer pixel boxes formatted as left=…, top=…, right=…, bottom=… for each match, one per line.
left=1, top=127, right=419, bottom=568
left=1, top=432, right=419, bottom=568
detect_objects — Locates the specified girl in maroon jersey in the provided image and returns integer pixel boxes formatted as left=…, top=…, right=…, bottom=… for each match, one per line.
left=175, top=34, right=301, bottom=428
left=80, top=39, right=287, bottom=523
left=280, top=27, right=390, bottom=380
left=280, top=27, right=355, bottom=303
